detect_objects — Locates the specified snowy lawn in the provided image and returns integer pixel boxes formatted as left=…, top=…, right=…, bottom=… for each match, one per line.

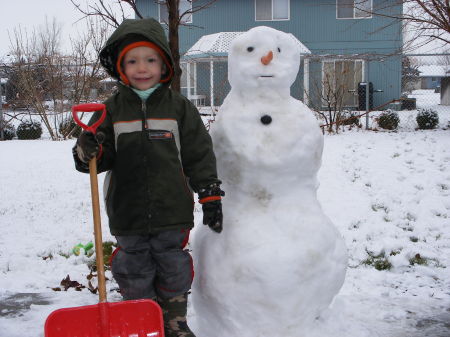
left=1, top=130, right=449, bottom=337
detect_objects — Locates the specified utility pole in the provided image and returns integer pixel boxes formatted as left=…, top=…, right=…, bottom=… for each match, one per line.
left=365, top=60, right=370, bottom=129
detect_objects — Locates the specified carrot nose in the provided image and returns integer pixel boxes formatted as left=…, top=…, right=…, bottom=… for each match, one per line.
left=261, top=51, right=273, bottom=65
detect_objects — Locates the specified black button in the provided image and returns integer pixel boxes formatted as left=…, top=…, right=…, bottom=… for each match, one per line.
left=261, top=115, right=272, bottom=125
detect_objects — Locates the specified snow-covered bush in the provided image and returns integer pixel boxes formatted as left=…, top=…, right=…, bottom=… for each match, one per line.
left=59, top=118, right=81, bottom=138
left=416, top=108, right=439, bottom=130
left=377, top=110, right=400, bottom=130
left=17, top=121, right=42, bottom=140
left=0, top=123, right=16, bottom=140
left=340, top=110, right=361, bottom=126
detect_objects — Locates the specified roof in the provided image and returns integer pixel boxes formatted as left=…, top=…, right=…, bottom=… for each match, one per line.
left=418, top=65, right=450, bottom=77
left=183, top=31, right=311, bottom=61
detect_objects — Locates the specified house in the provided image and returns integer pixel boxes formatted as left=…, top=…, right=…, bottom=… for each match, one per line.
left=417, top=65, right=450, bottom=90
left=135, top=0, right=403, bottom=110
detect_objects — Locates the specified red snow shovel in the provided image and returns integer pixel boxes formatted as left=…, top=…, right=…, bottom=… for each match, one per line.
left=44, top=103, right=165, bottom=337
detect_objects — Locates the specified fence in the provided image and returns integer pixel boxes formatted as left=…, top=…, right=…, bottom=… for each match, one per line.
left=180, top=53, right=450, bottom=133
left=303, top=53, right=450, bottom=132
left=1, top=53, right=450, bottom=140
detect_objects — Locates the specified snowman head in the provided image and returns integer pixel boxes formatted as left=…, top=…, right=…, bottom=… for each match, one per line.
left=228, top=26, right=301, bottom=91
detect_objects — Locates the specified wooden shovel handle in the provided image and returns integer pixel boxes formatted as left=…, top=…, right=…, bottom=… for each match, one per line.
left=89, top=158, right=107, bottom=303
left=72, top=103, right=108, bottom=303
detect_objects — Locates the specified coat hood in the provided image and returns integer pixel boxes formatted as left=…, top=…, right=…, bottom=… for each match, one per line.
left=99, top=18, right=174, bottom=84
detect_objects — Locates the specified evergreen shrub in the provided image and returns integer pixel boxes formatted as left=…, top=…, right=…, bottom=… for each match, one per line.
left=340, top=110, right=360, bottom=126
left=1, top=123, right=16, bottom=140
left=377, top=110, right=400, bottom=130
left=416, top=108, right=439, bottom=129
left=17, top=121, right=42, bottom=139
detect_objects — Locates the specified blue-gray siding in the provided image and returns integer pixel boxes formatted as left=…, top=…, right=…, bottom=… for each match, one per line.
left=136, top=0, right=403, bottom=108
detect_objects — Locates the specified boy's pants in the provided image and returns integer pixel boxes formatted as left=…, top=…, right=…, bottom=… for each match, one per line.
left=111, top=229, right=193, bottom=300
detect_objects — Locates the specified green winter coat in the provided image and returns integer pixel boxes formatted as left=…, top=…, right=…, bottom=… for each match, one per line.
left=74, top=18, right=220, bottom=235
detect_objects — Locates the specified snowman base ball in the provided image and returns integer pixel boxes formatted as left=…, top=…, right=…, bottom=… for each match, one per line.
left=192, top=26, right=347, bottom=337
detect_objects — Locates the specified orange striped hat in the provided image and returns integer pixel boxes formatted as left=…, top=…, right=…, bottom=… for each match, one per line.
left=116, top=40, right=173, bottom=85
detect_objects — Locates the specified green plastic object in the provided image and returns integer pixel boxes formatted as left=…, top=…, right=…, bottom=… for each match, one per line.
left=72, top=242, right=94, bottom=256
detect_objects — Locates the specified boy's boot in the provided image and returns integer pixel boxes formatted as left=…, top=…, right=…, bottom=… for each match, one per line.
left=158, top=293, right=196, bottom=337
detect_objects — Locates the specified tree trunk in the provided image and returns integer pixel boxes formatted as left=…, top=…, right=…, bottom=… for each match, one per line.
left=167, top=0, right=181, bottom=93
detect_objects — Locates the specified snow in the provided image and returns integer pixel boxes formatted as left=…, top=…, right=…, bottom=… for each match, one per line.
left=1, top=130, right=449, bottom=336
left=1, top=26, right=450, bottom=337
left=418, top=65, right=450, bottom=78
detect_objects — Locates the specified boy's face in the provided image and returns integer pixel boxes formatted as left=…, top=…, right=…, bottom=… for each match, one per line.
left=123, top=46, right=164, bottom=90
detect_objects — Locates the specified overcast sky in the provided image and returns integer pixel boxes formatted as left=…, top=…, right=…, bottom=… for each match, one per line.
left=0, top=0, right=134, bottom=59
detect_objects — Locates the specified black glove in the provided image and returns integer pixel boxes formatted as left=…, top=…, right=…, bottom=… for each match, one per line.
left=75, top=131, right=105, bottom=163
left=199, top=184, right=225, bottom=233
left=202, top=201, right=223, bottom=233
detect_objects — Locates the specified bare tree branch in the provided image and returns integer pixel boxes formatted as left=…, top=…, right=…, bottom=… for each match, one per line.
left=369, top=1, right=450, bottom=46
left=8, top=17, right=112, bottom=140
left=71, top=0, right=218, bottom=92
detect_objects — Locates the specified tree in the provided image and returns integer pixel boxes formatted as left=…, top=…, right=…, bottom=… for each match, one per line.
left=9, top=19, right=62, bottom=140
left=308, top=62, right=355, bottom=134
left=305, top=56, right=364, bottom=133
left=364, top=1, right=450, bottom=50
left=401, top=56, right=420, bottom=93
left=71, top=0, right=218, bottom=92
left=8, top=17, right=111, bottom=140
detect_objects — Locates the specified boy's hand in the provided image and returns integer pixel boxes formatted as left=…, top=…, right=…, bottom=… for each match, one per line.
left=202, top=201, right=223, bottom=233
left=76, top=131, right=105, bottom=163
left=198, top=184, right=225, bottom=233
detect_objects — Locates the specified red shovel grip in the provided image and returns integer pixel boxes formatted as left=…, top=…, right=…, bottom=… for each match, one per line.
left=72, top=103, right=107, bottom=134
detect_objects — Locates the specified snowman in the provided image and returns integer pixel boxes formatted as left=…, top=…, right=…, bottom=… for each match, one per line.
left=192, top=26, right=348, bottom=337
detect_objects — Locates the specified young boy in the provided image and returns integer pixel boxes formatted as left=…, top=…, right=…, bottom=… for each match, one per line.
left=73, top=18, right=224, bottom=337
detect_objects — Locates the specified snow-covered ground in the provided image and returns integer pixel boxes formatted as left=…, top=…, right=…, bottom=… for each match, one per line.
left=1, top=128, right=449, bottom=336
left=361, top=89, right=450, bottom=132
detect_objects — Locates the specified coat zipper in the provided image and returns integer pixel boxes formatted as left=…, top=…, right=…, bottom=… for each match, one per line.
left=141, top=99, right=152, bottom=223
left=142, top=100, right=148, bottom=129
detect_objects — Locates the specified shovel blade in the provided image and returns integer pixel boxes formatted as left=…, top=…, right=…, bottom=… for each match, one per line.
left=45, top=299, right=164, bottom=337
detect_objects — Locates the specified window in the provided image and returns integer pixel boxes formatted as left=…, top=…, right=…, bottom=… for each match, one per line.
left=337, top=0, right=372, bottom=19
left=322, top=60, right=363, bottom=107
left=159, top=0, right=192, bottom=24
left=255, top=0, right=289, bottom=21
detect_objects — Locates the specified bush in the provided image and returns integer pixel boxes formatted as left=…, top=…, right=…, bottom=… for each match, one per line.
left=59, top=118, right=81, bottom=138
left=340, top=110, right=361, bottom=126
left=416, top=108, right=439, bottom=130
left=16, top=121, right=42, bottom=140
left=377, top=110, right=400, bottom=130
left=0, top=123, right=16, bottom=140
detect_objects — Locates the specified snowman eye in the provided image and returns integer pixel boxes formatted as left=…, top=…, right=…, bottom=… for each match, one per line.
left=247, top=47, right=254, bottom=52
left=277, top=47, right=281, bottom=53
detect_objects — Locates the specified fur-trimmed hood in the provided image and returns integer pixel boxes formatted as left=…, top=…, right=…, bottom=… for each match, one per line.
left=99, top=18, right=174, bottom=84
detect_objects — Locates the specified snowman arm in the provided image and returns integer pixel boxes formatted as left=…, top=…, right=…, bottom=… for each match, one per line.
left=179, top=100, right=221, bottom=191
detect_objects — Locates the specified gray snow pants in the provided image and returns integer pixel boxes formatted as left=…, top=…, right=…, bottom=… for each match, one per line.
left=111, top=229, right=193, bottom=300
